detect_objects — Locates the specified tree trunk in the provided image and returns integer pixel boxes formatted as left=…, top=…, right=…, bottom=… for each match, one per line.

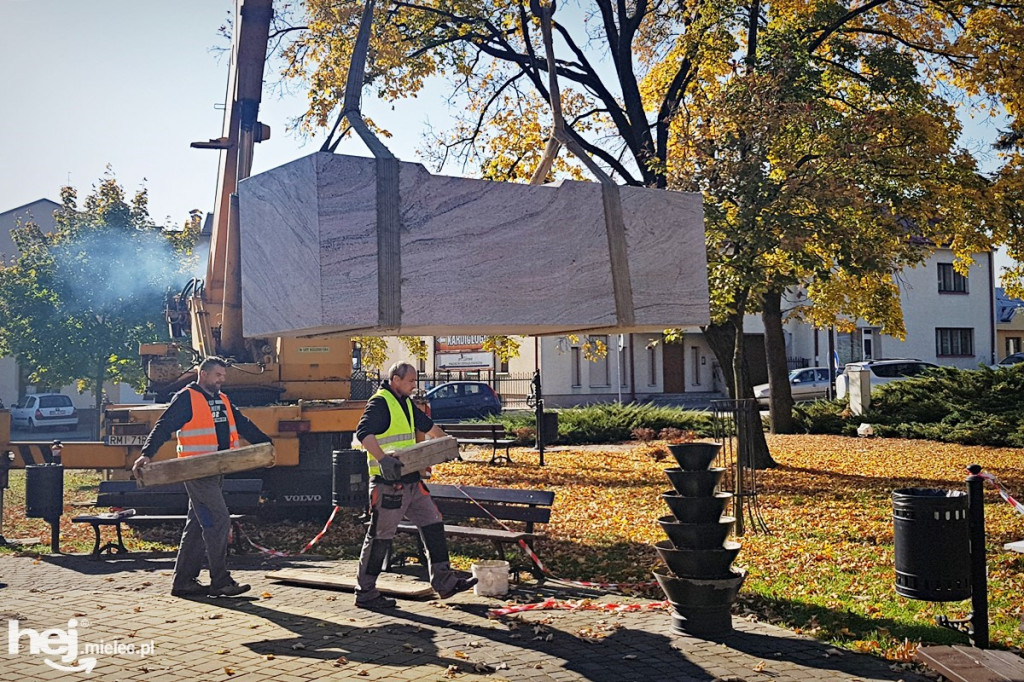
left=762, top=289, right=796, bottom=434
left=94, top=361, right=105, bottom=440
left=723, top=300, right=778, bottom=470
left=702, top=321, right=737, bottom=398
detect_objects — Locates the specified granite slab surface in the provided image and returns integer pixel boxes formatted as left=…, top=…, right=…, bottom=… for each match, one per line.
left=238, top=152, right=708, bottom=337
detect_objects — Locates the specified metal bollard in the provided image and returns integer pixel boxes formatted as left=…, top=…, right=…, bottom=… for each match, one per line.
left=0, top=451, right=14, bottom=546
left=932, top=464, right=990, bottom=648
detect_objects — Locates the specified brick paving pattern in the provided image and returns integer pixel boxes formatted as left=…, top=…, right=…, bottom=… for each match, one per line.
left=0, top=553, right=928, bottom=681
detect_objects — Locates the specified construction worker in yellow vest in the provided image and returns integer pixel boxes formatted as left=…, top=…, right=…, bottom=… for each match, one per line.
left=133, top=357, right=272, bottom=598
left=353, top=361, right=476, bottom=609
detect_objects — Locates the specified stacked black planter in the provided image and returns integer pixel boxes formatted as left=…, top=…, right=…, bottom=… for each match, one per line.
left=653, top=442, right=745, bottom=637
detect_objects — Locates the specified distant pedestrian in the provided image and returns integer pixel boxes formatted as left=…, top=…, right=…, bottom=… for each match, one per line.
left=353, top=361, right=476, bottom=609
left=133, top=357, right=272, bottom=598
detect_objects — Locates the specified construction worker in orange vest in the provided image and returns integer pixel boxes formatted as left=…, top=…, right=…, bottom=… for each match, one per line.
left=133, top=356, right=272, bottom=598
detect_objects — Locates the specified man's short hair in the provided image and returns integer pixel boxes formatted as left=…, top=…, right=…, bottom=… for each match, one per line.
left=388, top=362, right=416, bottom=381
left=199, top=356, right=229, bottom=373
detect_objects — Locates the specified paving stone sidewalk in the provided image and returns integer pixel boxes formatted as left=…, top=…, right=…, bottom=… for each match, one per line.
left=0, top=553, right=929, bottom=681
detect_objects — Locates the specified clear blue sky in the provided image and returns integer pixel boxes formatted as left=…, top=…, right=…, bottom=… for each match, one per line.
left=0, top=0, right=433, bottom=227
left=0, top=0, right=1014, bottom=269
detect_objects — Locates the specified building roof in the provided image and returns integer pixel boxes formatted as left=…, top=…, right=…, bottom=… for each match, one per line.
left=995, top=288, right=1024, bottom=324
left=0, top=198, right=61, bottom=221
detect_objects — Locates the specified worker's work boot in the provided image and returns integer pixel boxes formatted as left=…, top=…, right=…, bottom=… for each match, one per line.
left=355, top=594, right=398, bottom=610
left=436, top=576, right=478, bottom=600
left=170, top=578, right=209, bottom=597
left=208, top=580, right=251, bottom=597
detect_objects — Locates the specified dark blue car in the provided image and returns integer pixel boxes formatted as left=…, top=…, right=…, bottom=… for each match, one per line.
left=425, top=381, right=502, bottom=420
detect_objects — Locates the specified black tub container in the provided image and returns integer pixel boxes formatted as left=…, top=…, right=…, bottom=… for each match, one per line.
left=658, top=515, right=735, bottom=550
left=667, top=442, right=722, bottom=471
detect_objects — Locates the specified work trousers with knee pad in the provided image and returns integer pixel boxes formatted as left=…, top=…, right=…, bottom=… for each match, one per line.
left=355, top=479, right=460, bottom=601
left=174, top=474, right=232, bottom=590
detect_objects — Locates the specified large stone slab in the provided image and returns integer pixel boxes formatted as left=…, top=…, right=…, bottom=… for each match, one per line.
left=238, top=152, right=708, bottom=337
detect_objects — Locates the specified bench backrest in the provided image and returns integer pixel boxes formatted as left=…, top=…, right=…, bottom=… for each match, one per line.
left=96, top=478, right=262, bottom=514
left=442, top=424, right=507, bottom=439
left=425, top=483, right=553, bottom=529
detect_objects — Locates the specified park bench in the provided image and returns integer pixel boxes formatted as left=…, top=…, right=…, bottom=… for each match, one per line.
left=442, top=423, right=516, bottom=464
left=390, top=482, right=554, bottom=580
left=916, top=645, right=1024, bottom=681
left=72, top=478, right=262, bottom=559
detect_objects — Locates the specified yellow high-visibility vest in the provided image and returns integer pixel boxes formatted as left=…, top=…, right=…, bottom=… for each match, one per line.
left=363, top=388, right=415, bottom=477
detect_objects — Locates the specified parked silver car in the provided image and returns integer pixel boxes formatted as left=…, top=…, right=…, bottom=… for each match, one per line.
left=10, top=393, right=79, bottom=432
left=753, top=367, right=835, bottom=406
left=991, top=352, right=1024, bottom=369
left=835, top=359, right=938, bottom=399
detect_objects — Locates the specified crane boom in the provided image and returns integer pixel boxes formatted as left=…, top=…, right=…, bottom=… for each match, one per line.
left=197, top=0, right=273, bottom=359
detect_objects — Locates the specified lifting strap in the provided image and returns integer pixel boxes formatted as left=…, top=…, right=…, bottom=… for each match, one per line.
left=529, top=0, right=635, bottom=327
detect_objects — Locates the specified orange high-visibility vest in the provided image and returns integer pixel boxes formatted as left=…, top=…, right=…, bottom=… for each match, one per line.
left=176, top=388, right=239, bottom=458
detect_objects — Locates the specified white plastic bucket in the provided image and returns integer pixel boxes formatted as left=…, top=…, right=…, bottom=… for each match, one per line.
left=471, top=560, right=510, bottom=597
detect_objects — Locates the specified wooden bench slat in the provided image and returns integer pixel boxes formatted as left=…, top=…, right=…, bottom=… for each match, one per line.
left=397, top=523, right=533, bottom=543
left=916, top=645, right=1024, bottom=682
left=434, top=499, right=551, bottom=525
left=426, top=483, right=554, bottom=506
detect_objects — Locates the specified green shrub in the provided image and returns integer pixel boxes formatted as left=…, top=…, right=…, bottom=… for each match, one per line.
left=795, top=364, right=1024, bottom=447
left=492, top=402, right=716, bottom=445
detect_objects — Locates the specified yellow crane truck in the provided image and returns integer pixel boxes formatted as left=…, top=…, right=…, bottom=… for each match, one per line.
left=2, top=0, right=367, bottom=512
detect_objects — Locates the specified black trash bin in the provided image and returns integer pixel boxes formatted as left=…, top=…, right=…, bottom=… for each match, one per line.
left=332, top=449, right=368, bottom=508
left=539, top=411, right=559, bottom=446
left=893, top=487, right=970, bottom=601
left=25, top=464, right=64, bottom=521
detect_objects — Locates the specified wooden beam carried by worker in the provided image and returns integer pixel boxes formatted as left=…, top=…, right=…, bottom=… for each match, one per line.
left=136, top=443, right=275, bottom=488
left=387, top=436, right=459, bottom=474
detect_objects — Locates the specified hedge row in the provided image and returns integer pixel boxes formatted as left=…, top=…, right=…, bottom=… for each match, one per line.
left=793, top=364, right=1024, bottom=447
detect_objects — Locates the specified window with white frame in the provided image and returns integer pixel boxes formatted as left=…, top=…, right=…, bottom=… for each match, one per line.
left=936, top=327, right=974, bottom=356
left=571, top=347, right=581, bottom=387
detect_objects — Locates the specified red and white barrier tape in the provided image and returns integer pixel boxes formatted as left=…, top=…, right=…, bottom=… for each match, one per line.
left=237, top=505, right=342, bottom=557
left=488, top=596, right=670, bottom=617
left=977, top=471, right=1024, bottom=516
left=450, top=485, right=657, bottom=591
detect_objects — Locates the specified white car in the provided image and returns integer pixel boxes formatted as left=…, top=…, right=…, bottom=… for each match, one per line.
left=835, top=359, right=938, bottom=399
left=10, top=393, right=79, bottom=432
left=753, top=367, right=835, bottom=406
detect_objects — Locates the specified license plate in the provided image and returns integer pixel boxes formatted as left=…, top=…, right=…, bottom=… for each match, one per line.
left=105, top=435, right=147, bottom=446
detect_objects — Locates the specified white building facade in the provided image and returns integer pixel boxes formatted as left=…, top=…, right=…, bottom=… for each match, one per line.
left=370, top=248, right=995, bottom=408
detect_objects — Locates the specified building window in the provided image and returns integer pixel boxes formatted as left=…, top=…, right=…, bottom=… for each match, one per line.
left=571, top=347, right=581, bottom=387
left=499, top=358, right=509, bottom=373
left=648, top=345, right=657, bottom=386
left=589, top=335, right=610, bottom=387
left=691, top=347, right=701, bottom=386
left=936, top=328, right=974, bottom=356
left=1007, top=337, right=1022, bottom=356
left=938, top=263, right=968, bottom=293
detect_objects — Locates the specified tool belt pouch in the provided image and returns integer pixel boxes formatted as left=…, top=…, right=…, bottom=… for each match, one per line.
left=381, top=493, right=403, bottom=510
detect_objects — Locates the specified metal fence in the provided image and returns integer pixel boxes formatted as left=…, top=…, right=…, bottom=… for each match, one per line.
left=710, top=398, right=770, bottom=536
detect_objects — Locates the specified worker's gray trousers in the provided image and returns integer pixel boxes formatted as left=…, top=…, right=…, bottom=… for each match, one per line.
left=174, top=474, right=232, bottom=590
left=355, top=479, right=460, bottom=602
